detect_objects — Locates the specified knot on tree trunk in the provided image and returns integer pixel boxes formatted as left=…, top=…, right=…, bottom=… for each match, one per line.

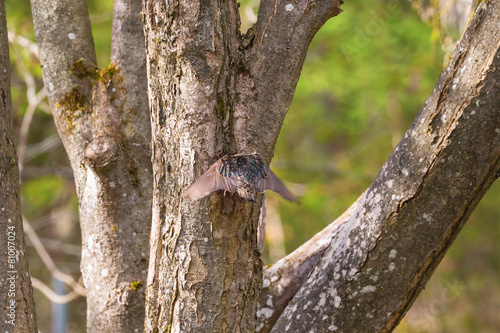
left=84, top=136, right=121, bottom=168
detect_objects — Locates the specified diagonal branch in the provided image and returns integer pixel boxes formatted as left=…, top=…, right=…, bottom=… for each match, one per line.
left=31, top=278, right=82, bottom=304
left=257, top=194, right=361, bottom=332
left=9, top=32, right=48, bottom=175
left=16, top=72, right=47, bottom=175
left=271, top=2, right=500, bottom=331
left=8, top=31, right=39, bottom=58
left=17, top=86, right=47, bottom=175
left=23, top=217, right=86, bottom=297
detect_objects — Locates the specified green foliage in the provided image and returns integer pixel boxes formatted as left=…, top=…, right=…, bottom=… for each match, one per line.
left=21, top=176, right=64, bottom=214
left=5, top=0, right=33, bottom=38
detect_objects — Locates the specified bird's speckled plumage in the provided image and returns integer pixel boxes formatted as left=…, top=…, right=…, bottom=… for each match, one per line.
left=181, top=153, right=296, bottom=202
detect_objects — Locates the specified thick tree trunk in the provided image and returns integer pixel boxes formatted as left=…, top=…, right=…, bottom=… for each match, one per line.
left=30, top=0, right=152, bottom=331
left=268, top=2, right=500, bottom=332
left=0, top=2, right=38, bottom=331
left=143, top=0, right=342, bottom=331
left=143, top=2, right=263, bottom=331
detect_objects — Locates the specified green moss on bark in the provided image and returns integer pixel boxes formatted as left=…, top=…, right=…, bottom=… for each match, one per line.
left=97, top=63, right=122, bottom=86
left=131, top=281, right=143, bottom=291
left=56, top=87, right=89, bottom=132
left=70, top=59, right=98, bottom=80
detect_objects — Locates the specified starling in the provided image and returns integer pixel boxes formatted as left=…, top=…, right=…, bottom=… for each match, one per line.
left=181, top=153, right=296, bottom=202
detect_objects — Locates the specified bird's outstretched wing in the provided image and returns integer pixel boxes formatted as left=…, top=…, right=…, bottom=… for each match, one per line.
left=255, top=167, right=296, bottom=202
left=181, top=160, right=237, bottom=201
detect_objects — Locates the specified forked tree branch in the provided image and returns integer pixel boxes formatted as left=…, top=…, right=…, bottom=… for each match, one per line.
left=31, top=278, right=82, bottom=304
left=271, top=2, right=500, bottom=331
left=23, top=218, right=86, bottom=297
left=31, top=0, right=153, bottom=331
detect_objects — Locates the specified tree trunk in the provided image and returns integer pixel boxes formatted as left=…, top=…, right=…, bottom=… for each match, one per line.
left=30, top=0, right=152, bottom=331
left=0, top=1, right=38, bottom=331
left=142, top=0, right=342, bottom=331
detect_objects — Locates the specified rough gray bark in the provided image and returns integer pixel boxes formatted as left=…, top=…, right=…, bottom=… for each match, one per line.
left=256, top=196, right=361, bottom=332
left=143, top=0, right=342, bottom=331
left=270, top=2, right=500, bottom=332
left=0, top=1, right=38, bottom=331
left=30, top=0, right=152, bottom=331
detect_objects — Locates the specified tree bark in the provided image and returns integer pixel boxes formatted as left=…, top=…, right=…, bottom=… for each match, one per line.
left=256, top=196, right=361, bottom=332
left=143, top=0, right=342, bottom=331
left=270, top=1, right=500, bottom=332
left=30, top=0, right=152, bottom=331
left=0, top=1, right=38, bottom=331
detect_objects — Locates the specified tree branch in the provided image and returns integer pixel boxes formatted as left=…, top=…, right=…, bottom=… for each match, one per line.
left=14, top=49, right=48, bottom=175
left=257, top=195, right=361, bottom=332
left=31, top=0, right=153, bottom=331
left=31, top=0, right=97, bottom=180
left=8, top=31, right=39, bottom=58
left=111, top=0, right=150, bottom=145
left=28, top=237, right=81, bottom=257
left=241, top=0, right=343, bottom=159
left=31, top=278, right=82, bottom=304
left=271, top=2, right=500, bottom=331
left=23, top=217, right=86, bottom=297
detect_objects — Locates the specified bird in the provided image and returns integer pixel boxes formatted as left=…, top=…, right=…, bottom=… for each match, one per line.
left=181, top=153, right=296, bottom=202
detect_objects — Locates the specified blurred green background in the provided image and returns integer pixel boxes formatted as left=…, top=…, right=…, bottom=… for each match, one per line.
left=5, top=0, right=499, bottom=332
